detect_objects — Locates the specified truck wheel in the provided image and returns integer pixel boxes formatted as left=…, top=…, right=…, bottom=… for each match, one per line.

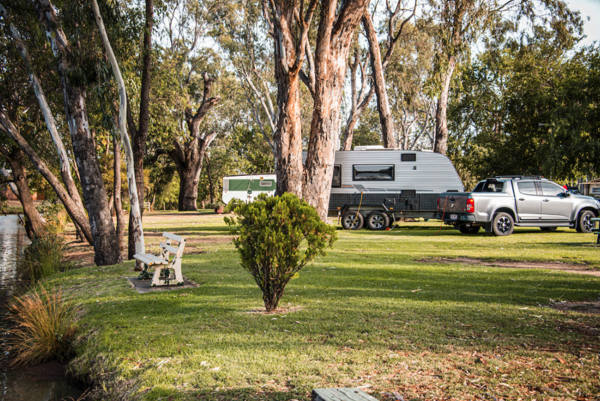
left=342, top=211, right=364, bottom=230
left=459, top=225, right=480, bottom=234
left=576, top=210, right=595, bottom=233
left=492, top=212, right=514, bottom=236
left=540, top=227, right=557, bottom=232
left=366, top=211, right=389, bottom=230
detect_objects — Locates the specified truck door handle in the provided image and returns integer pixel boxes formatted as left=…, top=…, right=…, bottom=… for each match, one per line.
left=543, top=199, right=549, bottom=202
left=518, top=198, right=525, bottom=201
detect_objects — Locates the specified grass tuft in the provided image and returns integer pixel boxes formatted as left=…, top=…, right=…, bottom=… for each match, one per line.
left=20, top=233, right=73, bottom=282
left=8, top=285, right=79, bottom=367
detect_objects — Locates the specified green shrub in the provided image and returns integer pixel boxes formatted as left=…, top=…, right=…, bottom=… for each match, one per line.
left=20, top=233, right=73, bottom=282
left=37, top=201, right=68, bottom=233
left=225, top=193, right=337, bottom=312
left=8, top=285, right=79, bottom=367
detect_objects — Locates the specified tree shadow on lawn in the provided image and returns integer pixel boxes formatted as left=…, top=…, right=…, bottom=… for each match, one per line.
left=142, top=386, right=309, bottom=401
left=342, top=225, right=586, bottom=237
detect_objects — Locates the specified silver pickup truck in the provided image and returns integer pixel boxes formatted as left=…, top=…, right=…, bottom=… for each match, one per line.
left=436, top=175, right=600, bottom=236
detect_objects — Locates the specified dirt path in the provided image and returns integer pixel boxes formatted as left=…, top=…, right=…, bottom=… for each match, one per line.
left=418, top=257, right=600, bottom=277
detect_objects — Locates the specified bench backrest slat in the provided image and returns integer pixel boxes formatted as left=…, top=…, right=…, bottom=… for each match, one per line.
left=160, top=242, right=179, bottom=255
left=163, top=232, right=185, bottom=243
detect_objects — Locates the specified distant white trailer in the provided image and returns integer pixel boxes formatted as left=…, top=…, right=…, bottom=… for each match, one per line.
left=222, top=174, right=276, bottom=204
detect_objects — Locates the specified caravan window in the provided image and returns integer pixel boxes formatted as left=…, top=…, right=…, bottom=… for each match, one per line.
left=332, top=165, right=341, bottom=188
left=401, top=153, right=416, bottom=162
left=352, top=165, right=395, bottom=181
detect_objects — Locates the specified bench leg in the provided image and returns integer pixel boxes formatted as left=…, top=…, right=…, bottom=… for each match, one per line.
left=173, top=259, right=184, bottom=284
left=151, top=267, right=163, bottom=287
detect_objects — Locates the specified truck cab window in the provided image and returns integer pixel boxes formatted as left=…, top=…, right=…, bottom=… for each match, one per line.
left=517, top=181, right=537, bottom=195
left=352, top=165, right=395, bottom=181
left=332, top=165, right=341, bottom=188
left=478, top=180, right=505, bottom=192
left=540, top=182, right=565, bottom=196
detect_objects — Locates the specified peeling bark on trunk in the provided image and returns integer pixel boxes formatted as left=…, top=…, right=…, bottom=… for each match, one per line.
left=0, top=147, right=46, bottom=238
left=34, top=0, right=120, bottom=266
left=263, top=0, right=317, bottom=196
left=273, top=73, right=303, bottom=197
left=362, top=13, right=396, bottom=148
left=169, top=72, right=219, bottom=211
left=434, top=56, right=456, bottom=156
left=303, top=0, right=370, bottom=221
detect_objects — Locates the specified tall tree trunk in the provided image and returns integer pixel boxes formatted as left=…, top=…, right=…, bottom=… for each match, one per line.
left=170, top=132, right=216, bottom=211
left=362, top=13, right=396, bottom=149
left=434, top=56, right=456, bottom=156
left=126, top=0, right=153, bottom=260
left=303, top=0, right=370, bottom=221
left=0, top=113, right=93, bottom=244
left=274, top=73, right=304, bottom=197
left=113, top=136, right=124, bottom=250
left=341, top=2, right=416, bottom=151
left=263, top=0, right=317, bottom=196
left=177, top=165, right=200, bottom=211
left=205, top=154, right=215, bottom=205
left=92, top=0, right=145, bottom=261
left=0, top=146, right=46, bottom=238
left=169, top=73, right=219, bottom=211
left=34, top=0, right=120, bottom=266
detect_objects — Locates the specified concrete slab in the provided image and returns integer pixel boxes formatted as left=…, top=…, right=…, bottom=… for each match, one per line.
left=126, top=276, right=199, bottom=294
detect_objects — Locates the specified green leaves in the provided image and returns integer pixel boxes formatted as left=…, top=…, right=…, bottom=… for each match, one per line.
left=225, top=193, right=337, bottom=312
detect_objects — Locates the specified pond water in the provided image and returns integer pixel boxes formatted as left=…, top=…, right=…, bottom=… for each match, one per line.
left=0, top=215, right=83, bottom=401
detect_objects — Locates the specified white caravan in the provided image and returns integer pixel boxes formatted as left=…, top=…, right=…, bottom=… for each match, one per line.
left=222, top=174, right=276, bottom=204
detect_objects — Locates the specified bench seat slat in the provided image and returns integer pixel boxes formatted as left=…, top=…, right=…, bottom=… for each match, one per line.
left=160, top=243, right=179, bottom=254
left=134, top=253, right=168, bottom=266
left=163, top=232, right=185, bottom=243
left=312, top=388, right=379, bottom=401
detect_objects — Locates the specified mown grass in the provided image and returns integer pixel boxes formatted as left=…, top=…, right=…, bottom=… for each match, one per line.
left=46, top=212, right=600, bottom=400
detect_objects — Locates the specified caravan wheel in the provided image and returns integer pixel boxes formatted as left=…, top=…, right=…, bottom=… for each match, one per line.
left=342, top=211, right=364, bottom=230
left=366, top=211, right=390, bottom=230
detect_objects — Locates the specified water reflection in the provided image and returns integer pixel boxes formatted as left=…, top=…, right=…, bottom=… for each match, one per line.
left=0, top=216, right=82, bottom=401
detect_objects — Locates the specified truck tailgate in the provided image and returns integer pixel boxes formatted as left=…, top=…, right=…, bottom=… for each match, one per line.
left=439, top=193, right=469, bottom=214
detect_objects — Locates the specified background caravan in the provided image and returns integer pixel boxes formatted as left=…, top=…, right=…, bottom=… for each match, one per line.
left=222, top=174, right=277, bottom=204
left=222, top=148, right=464, bottom=230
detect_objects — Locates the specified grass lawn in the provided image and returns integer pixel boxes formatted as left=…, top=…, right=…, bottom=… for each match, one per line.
left=47, top=212, right=600, bottom=400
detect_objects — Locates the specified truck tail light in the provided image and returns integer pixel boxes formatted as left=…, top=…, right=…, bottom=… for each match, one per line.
left=466, top=198, right=475, bottom=213
left=437, top=198, right=440, bottom=211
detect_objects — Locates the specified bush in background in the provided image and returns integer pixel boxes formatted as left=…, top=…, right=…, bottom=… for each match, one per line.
left=20, top=233, right=73, bottom=282
left=37, top=201, right=68, bottom=233
left=225, top=193, right=337, bottom=312
left=8, top=285, right=79, bottom=366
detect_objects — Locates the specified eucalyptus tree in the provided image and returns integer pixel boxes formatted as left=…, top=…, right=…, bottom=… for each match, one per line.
left=427, top=0, right=583, bottom=156
left=217, top=0, right=277, bottom=165
left=0, top=2, right=95, bottom=243
left=154, top=0, right=227, bottom=211
left=449, top=29, right=599, bottom=181
left=30, top=0, right=122, bottom=265
left=262, top=0, right=372, bottom=220
left=0, top=0, right=124, bottom=265
left=0, top=145, right=47, bottom=238
left=91, top=0, right=145, bottom=260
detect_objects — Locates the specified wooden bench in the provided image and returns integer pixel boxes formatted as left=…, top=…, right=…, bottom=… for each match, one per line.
left=592, top=218, right=600, bottom=245
left=312, top=388, right=379, bottom=401
left=134, top=232, right=186, bottom=287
